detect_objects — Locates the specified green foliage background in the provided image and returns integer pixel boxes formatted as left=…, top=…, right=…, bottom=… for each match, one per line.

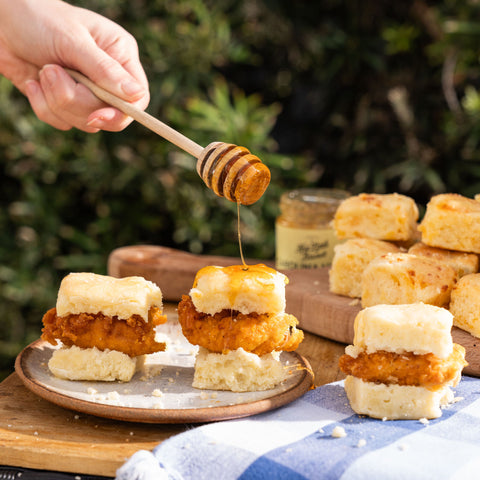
left=2, top=0, right=480, bottom=378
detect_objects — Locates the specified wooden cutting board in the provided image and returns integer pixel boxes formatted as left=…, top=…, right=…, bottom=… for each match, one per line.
left=108, top=244, right=480, bottom=377
left=0, top=367, right=186, bottom=477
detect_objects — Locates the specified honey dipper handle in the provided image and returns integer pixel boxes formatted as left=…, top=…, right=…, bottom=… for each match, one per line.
left=65, top=68, right=204, bottom=158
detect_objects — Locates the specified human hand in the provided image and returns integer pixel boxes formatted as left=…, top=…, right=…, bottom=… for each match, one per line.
left=0, top=0, right=149, bottom=132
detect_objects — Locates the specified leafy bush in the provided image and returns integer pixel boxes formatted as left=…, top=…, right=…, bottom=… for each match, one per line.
left=2, top=0, right=480, bottom=378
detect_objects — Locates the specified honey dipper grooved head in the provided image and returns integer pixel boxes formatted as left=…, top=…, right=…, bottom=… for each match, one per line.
left=196, top=142, right=271, bottom=205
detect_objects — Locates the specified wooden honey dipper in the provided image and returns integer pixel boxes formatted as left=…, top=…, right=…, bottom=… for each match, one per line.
left=65, top=69, right=271, bottom=205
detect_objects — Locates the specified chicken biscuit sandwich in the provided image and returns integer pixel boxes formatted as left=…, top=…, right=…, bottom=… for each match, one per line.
left=339, top=303, right=467, bottom=419
left=177, top=264, right=304, bottom=392
left=41, top=272, right=167, bottom=381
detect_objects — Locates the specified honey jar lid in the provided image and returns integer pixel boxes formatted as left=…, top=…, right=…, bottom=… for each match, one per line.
left=279, top=188, right=350, bottom=225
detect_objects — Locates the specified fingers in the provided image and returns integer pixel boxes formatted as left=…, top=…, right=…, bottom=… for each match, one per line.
left=31, top=64, right=136, bottom=132
left=86, top=107, right=133, bottom=131
left=25, top=79, right=74, bottom=131
left=39, top=64, right=102, bottom=132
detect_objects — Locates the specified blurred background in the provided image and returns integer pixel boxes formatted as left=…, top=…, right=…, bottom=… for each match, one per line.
left=1, top=0, right=480, bottom=379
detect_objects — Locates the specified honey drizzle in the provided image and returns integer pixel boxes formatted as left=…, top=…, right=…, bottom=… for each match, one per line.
left=237, top=200, right=247, bottom=269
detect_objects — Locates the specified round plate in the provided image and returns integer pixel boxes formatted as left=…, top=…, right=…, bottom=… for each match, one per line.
left=15, top=323, right=313, bottom=424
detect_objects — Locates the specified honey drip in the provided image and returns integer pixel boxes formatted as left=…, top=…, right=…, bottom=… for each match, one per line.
left=237, top=201, right=248, bottom=270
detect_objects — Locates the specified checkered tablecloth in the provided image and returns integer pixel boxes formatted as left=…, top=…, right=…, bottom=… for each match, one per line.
left=116, top=376, right=480, bottom=480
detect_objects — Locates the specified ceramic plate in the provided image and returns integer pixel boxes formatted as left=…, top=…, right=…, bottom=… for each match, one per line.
left=15, top=322, right=313, bottom=424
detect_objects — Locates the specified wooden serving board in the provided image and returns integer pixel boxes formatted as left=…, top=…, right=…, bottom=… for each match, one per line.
left=108, top=245, right=480, bottom=377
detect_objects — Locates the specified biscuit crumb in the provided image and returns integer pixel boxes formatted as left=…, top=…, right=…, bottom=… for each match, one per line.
left=139, top=364, right=164, bottom=381
left=106, top=391, right=121, bottom=405
left=419, top=418, right=429, bottom=425
left=357, top=439, right=367, bottom=447
left=331, top=426, right=347, bottom=438
left=152, top=389, right=163, bottom=397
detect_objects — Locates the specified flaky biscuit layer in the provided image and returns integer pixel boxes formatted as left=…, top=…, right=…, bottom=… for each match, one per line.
left=189, top=264, right=287, bottom=315
left=344, top=375, right=454, bottom=420
left=56, top=272, right=163, bottom=321
left=351, top=303, right=454, bottom=359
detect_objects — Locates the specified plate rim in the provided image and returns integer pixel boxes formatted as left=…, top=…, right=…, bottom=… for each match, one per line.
left=15, top=339, right=314, bottom=424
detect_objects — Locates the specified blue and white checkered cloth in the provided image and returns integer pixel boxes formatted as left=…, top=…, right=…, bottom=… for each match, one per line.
left=116, top=376, right=480, bottom=480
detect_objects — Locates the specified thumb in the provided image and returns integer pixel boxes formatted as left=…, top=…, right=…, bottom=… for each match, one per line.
left=69, top=39, right=147, bottom=104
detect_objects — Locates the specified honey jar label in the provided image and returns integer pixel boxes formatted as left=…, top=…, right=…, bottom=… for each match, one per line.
left=275, top=225, right=339, bottom=269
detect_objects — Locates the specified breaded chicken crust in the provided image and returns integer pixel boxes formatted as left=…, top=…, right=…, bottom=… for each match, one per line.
left=177, top=295, right=303, bottom=355
left=41, top=306, right=167, bottom=357
left=339, top=343, right=467, bottom=388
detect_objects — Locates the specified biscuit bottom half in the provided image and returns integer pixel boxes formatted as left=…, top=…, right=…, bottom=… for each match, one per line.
left=48, top=345, right=144, bottom=382
left=344, top=375, right=455, bottom=420
left=193, top=347, right=286, bottom=392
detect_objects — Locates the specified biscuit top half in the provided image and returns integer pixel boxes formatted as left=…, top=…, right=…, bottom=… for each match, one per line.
left=189, top=264, right=287, bottom=315
left=424, top=193, right=480, bottom=214
left=348, top=303, right=453, bottom=359
left=56, top=272, right=163, bottom=321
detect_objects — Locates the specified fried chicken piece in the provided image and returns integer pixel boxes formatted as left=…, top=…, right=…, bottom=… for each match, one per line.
left=177, top=295, right=303, bottom=356
left=41, top=306, right=167, bottom=357
left=339, top=343, right=467, bottom=388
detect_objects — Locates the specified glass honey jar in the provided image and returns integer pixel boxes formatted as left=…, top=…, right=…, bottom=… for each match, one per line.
left=275, top=188, right=350, bottom=269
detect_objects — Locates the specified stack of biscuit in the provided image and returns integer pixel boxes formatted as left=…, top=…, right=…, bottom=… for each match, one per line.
left=420, top=194, right=480, bottom=338
left=330, top=192, right=480, bottom=419
left=329, top=192, right=479, bottom=316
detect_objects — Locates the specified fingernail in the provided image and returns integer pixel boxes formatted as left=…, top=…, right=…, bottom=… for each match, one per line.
left=121, top=80, right=144, bottom=97
left=86, top=116, right=105, bottom=128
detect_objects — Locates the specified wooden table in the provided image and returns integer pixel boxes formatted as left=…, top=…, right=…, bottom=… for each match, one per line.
left=0, top=304, right=346, bottom=478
